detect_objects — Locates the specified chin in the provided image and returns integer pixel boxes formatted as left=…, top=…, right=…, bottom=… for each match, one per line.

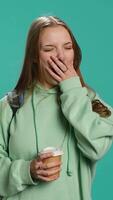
left=47, top=77, right=58, bottom=86
left=45, top=71, right=58, bottom=86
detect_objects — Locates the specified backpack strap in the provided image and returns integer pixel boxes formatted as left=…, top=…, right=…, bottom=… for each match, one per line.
left=6, top=90, right=24, bottom=154
left=7, top=90, right=24, bottom=117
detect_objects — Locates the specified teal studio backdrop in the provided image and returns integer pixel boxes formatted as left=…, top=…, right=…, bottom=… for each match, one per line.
left=0, top=0, right=113, bottom=199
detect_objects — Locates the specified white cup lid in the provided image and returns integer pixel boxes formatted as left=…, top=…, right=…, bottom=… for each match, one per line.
left=38, top=147, right=64, bottom=156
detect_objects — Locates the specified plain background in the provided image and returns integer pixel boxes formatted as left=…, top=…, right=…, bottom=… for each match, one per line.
left=0, top=0, right=113, bottom=199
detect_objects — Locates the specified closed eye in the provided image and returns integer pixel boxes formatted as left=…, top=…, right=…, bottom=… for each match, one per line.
left=64, top=46, right=73, bottom=50
left=43, top=48, right=54, bottom=52
left=65, top=46, right=73, bottom=49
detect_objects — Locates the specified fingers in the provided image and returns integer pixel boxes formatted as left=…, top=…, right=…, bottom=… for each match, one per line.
left=37, top=166, right=61, bottom=182
left=37, top=173, right=60, bottom=182
left=37, top=166, right=61, bottom=176
left=46, top=56, right=68, bottom=82
left=30, top=152, right=62, bottom=182
left=46, top=65, right=62, bottom=82
left=48, top=59, right=64, bottom=76
left=45, top=55, right=77, bottom=82
left=50, top=56, right=67, bottom=72
left=36, top=153, right=62, bottom=170
left=42, top=161, right=62, bottom=169
left=35, top=160, right=62, bottom=171
left=47, top=56, right=67, bottom=76
left=38, top=152, right=54, bottom=160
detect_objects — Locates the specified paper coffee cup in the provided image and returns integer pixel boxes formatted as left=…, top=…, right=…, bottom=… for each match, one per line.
left=38, top=147, right=63, bottom=178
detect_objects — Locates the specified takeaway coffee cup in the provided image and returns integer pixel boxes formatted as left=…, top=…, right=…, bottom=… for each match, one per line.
left=38, top=147, right=63, bottom=178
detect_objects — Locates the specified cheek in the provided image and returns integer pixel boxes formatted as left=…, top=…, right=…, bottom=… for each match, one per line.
left=39, top=53, right=49, bottom=66
left=65, top=51, right=74, bottom=65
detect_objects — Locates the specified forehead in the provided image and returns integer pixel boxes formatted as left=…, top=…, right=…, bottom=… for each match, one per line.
left=39, top=25, right=72, bottom=44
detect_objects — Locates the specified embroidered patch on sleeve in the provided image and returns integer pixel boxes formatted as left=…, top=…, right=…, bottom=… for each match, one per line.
left=92, top=99, right=111, bottom=118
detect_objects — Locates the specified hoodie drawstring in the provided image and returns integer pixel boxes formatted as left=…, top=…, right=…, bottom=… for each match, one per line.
left=31, top=90, right=39, bottom=154
left=66, top=124, right=73, bottom=176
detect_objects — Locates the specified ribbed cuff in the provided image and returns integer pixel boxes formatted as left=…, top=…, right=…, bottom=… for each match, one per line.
left=59, top=76, right=82, bottom=93
left=23, top=161, right=39, bottom=185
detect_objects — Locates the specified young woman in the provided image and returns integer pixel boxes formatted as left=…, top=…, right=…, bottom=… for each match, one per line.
left=0, top=16, right=113, bottom=200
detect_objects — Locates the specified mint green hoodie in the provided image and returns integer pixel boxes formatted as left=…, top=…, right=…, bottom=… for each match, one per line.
left=0, top=76, right=113, bottom=200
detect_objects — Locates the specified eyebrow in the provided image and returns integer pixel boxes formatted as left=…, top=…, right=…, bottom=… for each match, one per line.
left=40, top=42, right=73, bottom=48
left=64, top=42, right=73, bottom=45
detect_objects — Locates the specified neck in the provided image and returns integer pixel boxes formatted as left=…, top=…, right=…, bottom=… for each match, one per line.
left=37, top=81, right=55, bottom=89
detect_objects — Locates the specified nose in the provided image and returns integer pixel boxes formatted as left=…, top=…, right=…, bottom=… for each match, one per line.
left=56, top=48, right=64, bottom=61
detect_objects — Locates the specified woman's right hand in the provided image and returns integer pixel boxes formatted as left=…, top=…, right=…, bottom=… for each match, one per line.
left=30, top=152, right=62, bottom=182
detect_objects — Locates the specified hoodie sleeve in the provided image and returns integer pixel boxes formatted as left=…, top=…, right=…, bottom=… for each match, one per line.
left=0, top=97, right=38, bottom=197
left=59, top=76, right=113, bottom=161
